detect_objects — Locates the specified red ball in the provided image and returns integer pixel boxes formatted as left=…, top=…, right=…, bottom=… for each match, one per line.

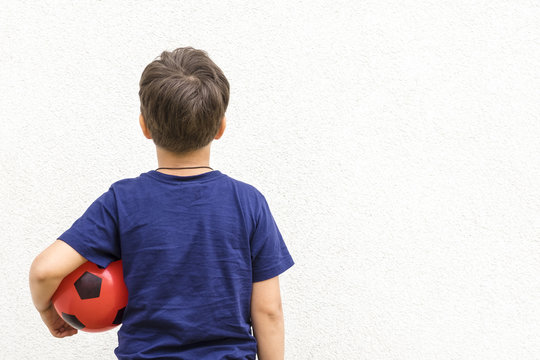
left=52, top=260, right=128, bottom=332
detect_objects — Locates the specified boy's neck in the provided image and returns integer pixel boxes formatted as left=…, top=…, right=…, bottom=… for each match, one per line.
left=155, top=144, right=213, bottom=176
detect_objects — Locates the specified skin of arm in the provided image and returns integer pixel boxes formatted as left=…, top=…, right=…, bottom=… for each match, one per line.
left=251, top=275, right=285, bottom=360
left=29, top=239, right=87, bottom=337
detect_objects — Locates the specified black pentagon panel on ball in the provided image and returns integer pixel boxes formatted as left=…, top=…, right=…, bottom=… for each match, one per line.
left=61, top=312, right=85, bottom=330
left=113, top=307, right=126, bottom=325
left=74, top=271, right=102, bottom=299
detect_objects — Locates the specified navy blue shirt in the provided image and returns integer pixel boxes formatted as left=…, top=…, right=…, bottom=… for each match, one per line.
left=58, top=170, right=294, bottom=359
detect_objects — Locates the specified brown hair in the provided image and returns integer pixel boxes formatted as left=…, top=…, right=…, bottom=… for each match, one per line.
left=139, top=47, right=229, bottom=154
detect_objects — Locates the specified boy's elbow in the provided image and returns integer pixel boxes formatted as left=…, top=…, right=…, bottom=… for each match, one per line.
left=29, top=256, right=56, bottom=283
left=29, top=258, right=46, bottom=283
left=251, top=275, right=285, bottom=318
left=253, top=302, right=283, bottom=318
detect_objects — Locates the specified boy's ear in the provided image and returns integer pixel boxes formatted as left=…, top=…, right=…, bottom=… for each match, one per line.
left=215, top=116, right=226, bottom=140
left=139, top=114, right=152, bottom=139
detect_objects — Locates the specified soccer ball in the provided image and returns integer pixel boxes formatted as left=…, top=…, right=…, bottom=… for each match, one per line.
left=52, top=260, right=128, bottom=332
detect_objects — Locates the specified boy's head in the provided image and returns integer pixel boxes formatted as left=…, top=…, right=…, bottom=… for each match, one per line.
left=138, top=47, right=229, bottom=154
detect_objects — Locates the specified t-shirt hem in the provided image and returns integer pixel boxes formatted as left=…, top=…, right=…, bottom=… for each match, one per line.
left=252, top=255, right=295, bottom=282
left=57, top=234, right=113, bottom=269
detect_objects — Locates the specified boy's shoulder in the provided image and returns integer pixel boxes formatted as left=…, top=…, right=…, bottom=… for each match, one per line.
left=107, top=170, right=267, bottom=200
left=222, top=173, right=266, bottom=197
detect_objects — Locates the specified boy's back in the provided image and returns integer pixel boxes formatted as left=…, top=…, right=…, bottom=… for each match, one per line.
left=59, top=169, right=294, bottom=359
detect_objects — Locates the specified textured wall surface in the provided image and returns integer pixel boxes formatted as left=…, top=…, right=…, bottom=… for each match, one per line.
left=1, top=1, right=539, bottom=359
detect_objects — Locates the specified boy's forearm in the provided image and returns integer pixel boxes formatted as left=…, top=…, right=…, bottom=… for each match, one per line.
left=252, top=312, right=285, bottom=360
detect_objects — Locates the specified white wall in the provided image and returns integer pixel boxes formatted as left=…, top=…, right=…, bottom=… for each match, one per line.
left=1, top=1, right=539, bottom=359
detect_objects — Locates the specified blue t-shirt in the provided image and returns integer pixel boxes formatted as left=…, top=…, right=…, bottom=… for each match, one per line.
left=58, top=170, right=294, bottom=359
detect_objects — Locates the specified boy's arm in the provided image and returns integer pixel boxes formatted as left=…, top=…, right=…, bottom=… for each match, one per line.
left=29, top=239, right=87, bottom=337
left=251, top=275, right=285, bottom=360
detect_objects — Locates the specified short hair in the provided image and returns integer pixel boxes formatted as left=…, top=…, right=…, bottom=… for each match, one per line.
left=138, top=47, right=229, bottom=154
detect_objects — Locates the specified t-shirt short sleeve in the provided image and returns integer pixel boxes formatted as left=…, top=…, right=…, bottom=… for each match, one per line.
left=250, top=194, right=294, bottom=282
left=58, top=186, right=120, bottom=268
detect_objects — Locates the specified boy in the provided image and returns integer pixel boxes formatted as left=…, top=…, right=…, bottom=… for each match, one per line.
left=29, top=47, right=295, bottom=360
